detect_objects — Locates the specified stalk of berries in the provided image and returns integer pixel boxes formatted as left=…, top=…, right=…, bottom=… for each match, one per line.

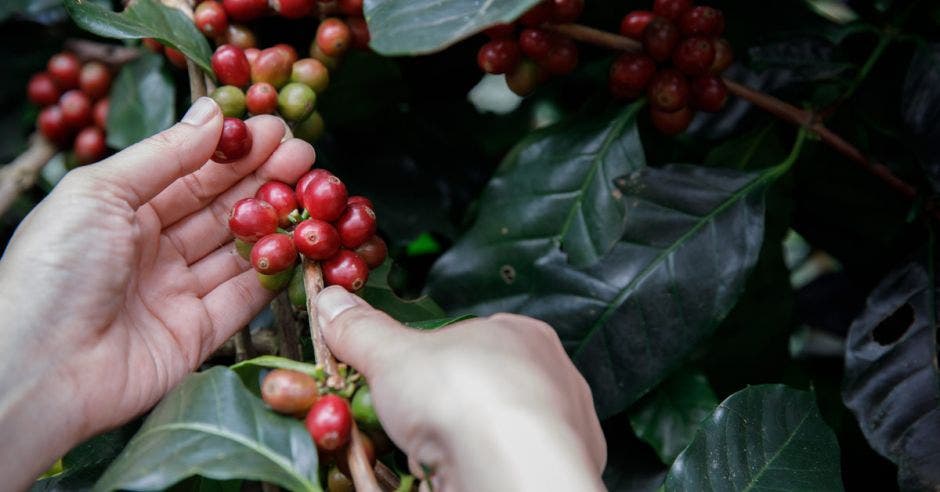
left=29, top=52, right=113, bottom=166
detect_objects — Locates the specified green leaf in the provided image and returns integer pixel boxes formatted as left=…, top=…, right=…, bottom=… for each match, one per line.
left=629, top=370, right=718, bottom=465
left=230, top=356, right=321, bottom=397
left=842, top=252, right=940, bottom=490
left=94, top=367, right=321, bottom=492
left=665, top=385, right=844, bottom=492
left=363, top=0, right=541, bottom=55
left=405, top=315, right=475, bottom=330
left=361, top=261, right=446, bottom=322
left=32, top=421, right=140, bottom=491
left=106, top=53, right=175, bottom=149
left=64, top=0, right=213, bottom=74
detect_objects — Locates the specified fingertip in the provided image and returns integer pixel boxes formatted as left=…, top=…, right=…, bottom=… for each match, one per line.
left=316, top=286, right=366, bottom=328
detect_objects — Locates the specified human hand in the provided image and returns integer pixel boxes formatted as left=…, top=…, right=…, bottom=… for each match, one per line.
left=0, top=97, right=315, bottom=489
left=315, top=286, right=607, bottom=492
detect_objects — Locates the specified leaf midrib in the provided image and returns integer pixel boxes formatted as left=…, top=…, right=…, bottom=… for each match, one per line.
left=739, top=407, right=812, bottom=492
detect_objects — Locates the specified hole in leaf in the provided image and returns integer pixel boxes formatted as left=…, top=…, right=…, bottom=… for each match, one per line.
left=872, top=303, right=914, bottom=346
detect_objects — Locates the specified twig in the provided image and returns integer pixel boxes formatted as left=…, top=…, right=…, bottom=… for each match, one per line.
left=375, top=462, right=402, bottom=491
left=301, top=258, right=342, bottom=387
left=347, top=423, right=381, bottom=492
left=0, top=135, right=58, bottom=217
left=545, top=23, right=642, bottom=52
left=272, top=291, right=303, bottom=360
left=233, top=327, right=255, bottom=362
left=63, top=39, right=141, bottom=67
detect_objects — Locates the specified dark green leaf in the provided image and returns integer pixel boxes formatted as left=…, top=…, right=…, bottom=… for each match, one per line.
left=230, top=356, right=321, bottom=397
left=361, top=261, right=446, bottom=322
left=64, top=0, right=213, bottom=74
left=842, top=253, right=940, bottom=491
left=31, top=422, right=140, bottom=491
left=94, top=367, right=321, bottom=492
left=405, top=315, right=475, bottom=330
left=747, top=36, right=853, bottom=83
left=629, top=370, right=718, bottom=464
left=665, top=385, right=844, bottom=492
left=901, top=43, right=940, bottom=192
left=363, top=0, right=541, bottom=55
left=106, top=53, right=175, bottom=149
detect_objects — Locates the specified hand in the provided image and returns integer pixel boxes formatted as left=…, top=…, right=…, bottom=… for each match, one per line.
left=0, top=97, right=315, bottom=489
left=315, top=286, right=607, bottom=492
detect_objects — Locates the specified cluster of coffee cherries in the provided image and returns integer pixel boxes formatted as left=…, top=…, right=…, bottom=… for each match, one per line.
left=612, top=0, right=733, bottom=134
left=261, top=368, right=386, bottom=491
left=229, top=166, right=386, bottom=295
left=476, top=0, right=584, bottom=96
left=28, top=52, right=111, bottom=165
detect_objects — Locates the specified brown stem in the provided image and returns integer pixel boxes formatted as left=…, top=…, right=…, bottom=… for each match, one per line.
left=346, top=423, right=382, bottom=492
left=546, top=23, right=642, bottom=52
left=63, top=39, right=141, bottom=67
left=272, top=292, right=303, bottom=360
left=0, top=135, right=59, bottom=217
left=301, top=258, right=343, bottom=387
left=374, top=462, right=402, bottom=491
left=233, top=327, right=255, bottom=362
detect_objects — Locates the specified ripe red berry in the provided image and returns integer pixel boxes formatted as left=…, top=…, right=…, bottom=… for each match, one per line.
left=710, top=38, right=734, bottom=73
left=620, top=10, right=655, bottom=40
left=229, top=198, right=278, bottom=241
left=293, top=219, right=341, bottom=260
left=214, top=117, right=253, bottom=163
left=650, top=106, right=693, bottom=135
left=322, top=250, right=369, bottom=291
left=195, top=0, right=229, bottom=38
left=212, top=44, right=251, bottom=88
left=261, top=369, right=319, bottom=416
left=354, top=235, right=387, bottom=269
left=609, top=52, right=656, bottom=94
left=484, top=23, right=515, bottom=39
left=142, top=38, right=163, bottom=53
left=78, top=61, right=111, bottom=100
left=27, top=73, right=60, bottom=107
left=679, top=6, right=724, bottom=37
left=477, top=39, right=521, bottom=75
left=59, top=90, right=92, bottom=128
left=549, top=0, right=583, bottom=23
left=541, top=37, right=578, bottom=75
left=302, top=170, right=348, bottom=222
left=93, top=98, right=109, bottom=129
left=251, top=47, right=292, bottom=88
left=251, top=233, right=297, bottom=274
left=164, top=46, right=188, bottom=69
left=223, top=0, right=267, bottom=21
left=47, top=53, right=81, bottom=90
left=316, top=18, right=352, bottom=58
left=652, top=0, right=692, bottom=21
left=347, top=195, right=373, bottom=209
left=648, top=69, right=690, bottom=112
left=73, top=126, right=106, bottom=164
left=690, top=75, right=728, bottom=112
left=506, top=59, right=544, bottom=96
left=246, top=82, right=278, bottom=114
left=274, top=44, right=299, bottom=66
left=338, top=0, right=364, bottom=16
left=295, top=169, right=320, bottom=210
left=520, top=2, right=552, bottom=27
left=518, top=28, right=553, bottom=61
left=305, top=394, right=353, bottom=451
left=347, top=17, right=371, bottom=50
left=38, top=106, right=69, bottom=144
left=291, top=58, right=330, bottom=93
left=271, top=0, right=314, bottom=19
left=225, top=24, right=257, bottom=49
left=256, top=180, right=298, bottom=225
left=673, top=37, right=716, bottom=76
left=643, top=17, right=680, bottom=63
left=244, top=47, right=261, bottom=66
left=335, top=203, right=376, bottom=249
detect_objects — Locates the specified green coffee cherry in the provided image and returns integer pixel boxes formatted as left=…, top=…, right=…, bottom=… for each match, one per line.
left=257, top=268, right=293, bottom=291
left=288, top=265, right=306, bottom=308
left=235, top=238, right=253, bottom=261
left=293, top=111, right=325, bottom=143
left=351, top=385, right=380, bottom=430
left=277, top=82, right=316, bottom=122
left=211, top=85, right=247, bottom=118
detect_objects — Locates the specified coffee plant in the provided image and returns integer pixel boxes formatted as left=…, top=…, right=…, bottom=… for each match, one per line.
left=1, top=0, right=938, bottom=490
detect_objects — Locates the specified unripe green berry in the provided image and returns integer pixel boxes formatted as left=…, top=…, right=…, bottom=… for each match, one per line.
left=277, top=82, right=316, bottom=122
left=293, top=111, right=325, bottom=143
left=235, top=237, right=253, bottom=260
left=257, top=268, right=293, bottom=291
left=211, top=85, right=247, bottom=117
left=291, top=58, right=330, bottom=94
left=288, top=265, right=307, bottom=308
left=351, top=385, right=380, bottom=430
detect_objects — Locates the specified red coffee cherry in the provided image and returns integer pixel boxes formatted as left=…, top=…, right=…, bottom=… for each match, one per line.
left=506, top=59, right=544, bottom=96
left=338, top=0, right=364, bottom=16
left=246, top=82, right=278, bottom=115
left=316, top=18, right=352, bottom=58
left=673, top=37, right=716, bottom=76
left=650, top=106, right=693, bottom=135
left=619, top=10, right=655, bottom=40
left=27, top=73, right=60, bottom=107
left=73, top=126, right=106, bottom=164
left=142, top=38, right=163, bottom=53
left=643, top=17, right=680, bottom=63
left=347, top=17, right=371, bottom=50
left=291, top=58, right=330, bottom=93
left=335, top=203, right=376, bottom=249
left=214, top=117, right=253, bottom=163
left=93, top=98, right=109, bottom=129
left=59, top=90, right=93, bottom=128
left=212, top=44, right=251, bottom=88
left=609, top=52, right=656, bottom=95
left=541, top=37, right=578, bottom=75
left=355, top=235, right=387, bottom=269
left=302, top=170, right=348, bottom=221
left=322, top=250, right=369, bottom=291
left=549, top=0, right=583, bottom=23
left=274, top=44, right=299, bottom=66
left=295, top=169, right=320, bottom=210
left=647, top=69, right=690, bottom=112
left=652, top=0, right=692, bottom=21
left=78, top=62, right=111, bottom=100
left=305, top=394, right=353, bottom=451
left=164, top=46, right=188, bottom=69
left=261, top=369, right=319, bottom=415
left=484, top=23, right=515, bottom=39
left=293, top=219, right=341, bottom=260
left=347, top=195, right=373, bottom=209
left=251, top=233, right=297, bottom=274
left=38, top=106, right=69, bottom=144
left=271, top=0, right=314, bottom=19
left=710, top=38, right=734, bottom=73
left=229, top=198, right=278, bottom=242
left=690, top=75, right=728, bottom=112
left=244, top=47, right=261, bottom=65
left=477, top=39, right=521, bottom=75
left=222, top=0, right=267, bottom=21
left=225, top=24, right=258, bottom=49
left=251, top=47, right=292, bottom=88
left=195, top=0, right=229, bottom=38
left=519, top=28, right=553, bottom=61
left=679, top=6, right=724, bottom=37
left=520, top=2, right=552, bottom=27
left=47, top=52, right=81, bottom=90
left=255, top=180, right=298, bottom=225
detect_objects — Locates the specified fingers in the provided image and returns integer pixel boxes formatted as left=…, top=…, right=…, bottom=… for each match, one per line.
left=316, top=286, right=419, bottom=379
left=201, top=269, right=275, bottom=358
left=83, top=97, right=222, bottom=210
left=189, top=242, right=250, bottom=296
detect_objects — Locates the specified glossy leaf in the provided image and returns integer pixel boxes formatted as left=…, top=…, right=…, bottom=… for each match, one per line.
left=361, top=261, right=446, bottom=322
left=665, top=385, right=844, bottom=491
left=629, top=370, right=718, bottom=464
left=230, top=356, right=321, bottom=397
left=842, top=255, right=940, bottom=490
left=64, top=0, right=213, bottom=74
left=901, top=43, right=940, bottom=192
left=94, top=367, right=320, bottom=492
left=106, top=53, right=175, bottom=150
left=363, top=0, right=541, bottom=55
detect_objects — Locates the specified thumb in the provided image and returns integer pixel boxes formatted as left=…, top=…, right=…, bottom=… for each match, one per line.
left=316, top=286, right=417, bottom=379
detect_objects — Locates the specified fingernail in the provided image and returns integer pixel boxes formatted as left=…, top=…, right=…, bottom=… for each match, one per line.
left=316, top=286, right=361, bottom=325
left=181, top=97, right=217, bottom=126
